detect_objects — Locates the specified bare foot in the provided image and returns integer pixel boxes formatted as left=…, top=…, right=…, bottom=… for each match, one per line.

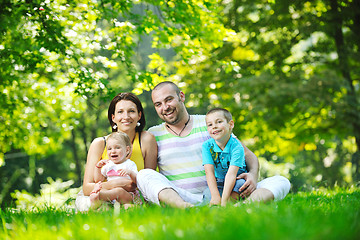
left=182, top=202, right=194, bottom=208
left=123, top=203, right=135, bottom=210
left=90, top=182, right=102, bottom=209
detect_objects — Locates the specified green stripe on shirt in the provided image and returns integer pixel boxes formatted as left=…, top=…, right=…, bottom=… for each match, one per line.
left=165, top=170, right=206, bottom=181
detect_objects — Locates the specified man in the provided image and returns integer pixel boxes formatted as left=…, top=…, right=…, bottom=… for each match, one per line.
left=137, top=81, right=290, bottom=207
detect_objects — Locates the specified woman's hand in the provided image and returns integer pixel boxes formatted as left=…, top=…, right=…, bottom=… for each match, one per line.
left=101, top=178, right=136, bottom=192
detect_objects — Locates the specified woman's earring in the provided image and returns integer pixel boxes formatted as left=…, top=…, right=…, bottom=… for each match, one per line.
left=136, top=122, right=141, bottom=127
left=113, top=124, right=117, bottom=129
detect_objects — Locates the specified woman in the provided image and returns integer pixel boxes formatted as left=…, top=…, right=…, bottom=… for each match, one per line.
left=75, top=92, right=158, bottom=211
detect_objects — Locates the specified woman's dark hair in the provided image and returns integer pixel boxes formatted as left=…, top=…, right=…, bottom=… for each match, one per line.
left=108, top=92, right=146, bottom=133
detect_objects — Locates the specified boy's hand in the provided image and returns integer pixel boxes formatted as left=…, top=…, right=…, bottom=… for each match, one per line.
left=209, top=196, right=221, bottom=206
left=221, top=199, right=228, bottom=207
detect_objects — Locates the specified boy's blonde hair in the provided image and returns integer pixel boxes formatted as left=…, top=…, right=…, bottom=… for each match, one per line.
left=107, top=132, right=131, bottom=148
left=206, top=108, right=233, bottom=122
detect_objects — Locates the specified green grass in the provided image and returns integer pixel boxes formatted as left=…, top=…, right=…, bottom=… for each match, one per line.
left=1, top=188, right=359, bottom=240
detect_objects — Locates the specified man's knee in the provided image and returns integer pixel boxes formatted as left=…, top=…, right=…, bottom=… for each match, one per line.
left=256, top=175, right=291, bottom=201
left=248, top=188, right=274, bottom=203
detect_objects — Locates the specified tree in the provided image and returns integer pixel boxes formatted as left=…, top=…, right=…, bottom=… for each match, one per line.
left=170, top=0, right=360, bottom=188
left=0, top=0, right=235, bottom=206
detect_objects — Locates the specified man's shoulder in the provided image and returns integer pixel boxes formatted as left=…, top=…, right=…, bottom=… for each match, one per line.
left=192, top=114, right=206, bottom=122
left=148, top=122, right=165, bottom=134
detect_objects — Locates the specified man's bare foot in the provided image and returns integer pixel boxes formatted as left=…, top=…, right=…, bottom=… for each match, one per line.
left=158, top=188, right=194, bottom=208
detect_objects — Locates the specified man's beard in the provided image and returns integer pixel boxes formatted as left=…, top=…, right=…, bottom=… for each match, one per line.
left=162, top=107, right=183, bottom=125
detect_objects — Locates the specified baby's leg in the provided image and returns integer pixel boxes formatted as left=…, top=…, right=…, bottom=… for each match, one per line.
left=99, top=187, right=133, bottom=204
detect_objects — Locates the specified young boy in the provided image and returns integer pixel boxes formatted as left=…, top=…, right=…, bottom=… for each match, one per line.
left=202, top=108, right=247, bottom=206
left=90, top=132, right=142, bottom=208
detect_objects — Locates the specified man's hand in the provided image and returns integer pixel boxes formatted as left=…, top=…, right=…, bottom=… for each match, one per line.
left=237, top=172, right=257, bottom=198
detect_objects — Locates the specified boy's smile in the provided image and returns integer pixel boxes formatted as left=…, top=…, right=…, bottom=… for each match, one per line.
left=206, top=111, right=234, bottom=149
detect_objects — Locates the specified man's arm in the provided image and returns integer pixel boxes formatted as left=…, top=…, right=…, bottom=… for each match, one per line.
left=237, top=142, right=259, bottom=198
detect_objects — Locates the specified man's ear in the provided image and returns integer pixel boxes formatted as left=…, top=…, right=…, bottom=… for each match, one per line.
left=179, top=91, right=185, bottom=102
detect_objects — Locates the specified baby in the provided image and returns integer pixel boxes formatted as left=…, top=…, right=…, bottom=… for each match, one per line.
left=90, top=131, right=142, bottom=209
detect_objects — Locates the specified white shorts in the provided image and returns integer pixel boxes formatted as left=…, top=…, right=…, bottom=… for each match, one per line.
left=136, top=169, right=203, bottom=205
left=137, top=169, right=291, bottom=204
left=257, top=175, right=291, bottom=201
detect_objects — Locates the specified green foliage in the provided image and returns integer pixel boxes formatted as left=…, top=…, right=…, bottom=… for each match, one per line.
left=174, top=0, right=360, bottom=188
left=0, top=188, right=359, bottom=239
left=0, top=0, right=230, bottom=206
left=11, top=177, right=79, bottom=211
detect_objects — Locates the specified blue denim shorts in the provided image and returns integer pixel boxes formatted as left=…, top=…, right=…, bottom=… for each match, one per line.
left=202, top=178, right=246, bottom=204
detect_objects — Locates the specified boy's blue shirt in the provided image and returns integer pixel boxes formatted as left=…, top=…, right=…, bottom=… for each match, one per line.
left=202, top=135, right=247, bottom=179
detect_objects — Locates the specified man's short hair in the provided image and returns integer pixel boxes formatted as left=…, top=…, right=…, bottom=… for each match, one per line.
left=206, top=108, right=233, bottom=122
left=107, top=132, right=131, bottom=148
left=152, top=81, right=181, bottom=96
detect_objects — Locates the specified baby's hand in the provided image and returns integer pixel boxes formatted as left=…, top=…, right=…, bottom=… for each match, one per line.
left=117, top=169, right=130, bottom=177
left=96, top=159, right=109, bottom=168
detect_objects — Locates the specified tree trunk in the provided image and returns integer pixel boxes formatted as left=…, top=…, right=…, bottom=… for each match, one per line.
left=329, top=0, right=360, bottom=181
left=71, top=129, right=83, bottom=187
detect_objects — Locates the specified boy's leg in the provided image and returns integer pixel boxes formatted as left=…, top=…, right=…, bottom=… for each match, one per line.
left=230, top=178, right=246, bottom=201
